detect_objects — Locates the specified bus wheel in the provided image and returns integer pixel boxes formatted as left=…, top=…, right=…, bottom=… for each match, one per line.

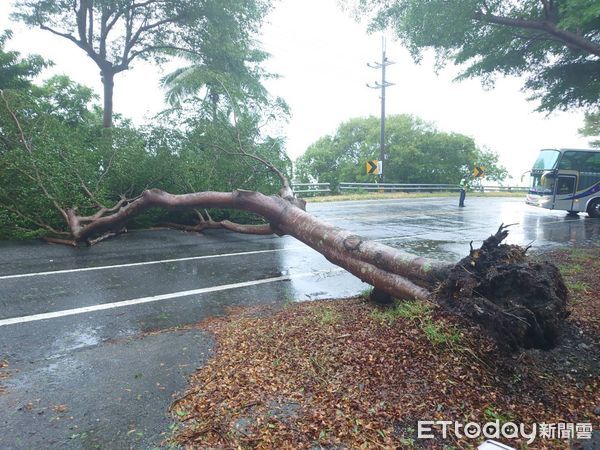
left=587, top=199, right=600, bottom=218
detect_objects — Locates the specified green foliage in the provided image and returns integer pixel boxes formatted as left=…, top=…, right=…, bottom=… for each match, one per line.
left=354, top=0, right=600, bottom=112
left=0, top=34, right=290, bottom=239
left=0, top=30, right=49, bottom=90
left=12, top=0, right=274, bottom=127
left=12, top=0, right=272, bottom=69
left=157, top=93, right=292, bottom=197
left=295, top=114, right=507, bottom=189
left=161, top=0, right=276, bottom=114
left=580, top=111, right=600, bottom=147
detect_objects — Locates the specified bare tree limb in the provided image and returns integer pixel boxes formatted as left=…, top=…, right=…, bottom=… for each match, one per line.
left=474, top=11, right=600, bottom=57
left=44, top=236, right=77, bottom=246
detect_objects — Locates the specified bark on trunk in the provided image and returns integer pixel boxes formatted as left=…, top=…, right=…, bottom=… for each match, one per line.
left=66, top=189, right=440, bottom=300
left=101, top=70, right=114, bottom=128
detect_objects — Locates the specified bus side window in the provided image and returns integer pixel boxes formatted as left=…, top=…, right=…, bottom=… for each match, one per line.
left=576, top=152, right=600, bottom=190
left=589, top=153, right=600, bottom=172
left=556, top=177, right=575, bottom=194
left=558, top=151, right=576, bottom=170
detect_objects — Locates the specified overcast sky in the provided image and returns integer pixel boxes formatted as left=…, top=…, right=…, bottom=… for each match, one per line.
left=0, top=0, right=592, bottom=180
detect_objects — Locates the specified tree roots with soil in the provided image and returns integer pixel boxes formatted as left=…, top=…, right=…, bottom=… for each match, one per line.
left=435, top=224, right=568, bottom=350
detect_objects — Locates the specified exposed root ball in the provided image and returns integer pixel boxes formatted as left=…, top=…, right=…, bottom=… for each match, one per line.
left=436, top=225, right=568, bottom=350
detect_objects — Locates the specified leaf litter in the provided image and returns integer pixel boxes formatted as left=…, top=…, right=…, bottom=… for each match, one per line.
left=168, top=248, right=599, bottom=449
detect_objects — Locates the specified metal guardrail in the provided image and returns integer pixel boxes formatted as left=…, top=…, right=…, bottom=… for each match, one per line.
left=291, top=182, right=529, bottom=196
left=292, top=182, right=331, bottom=195
left=478, top=185, right=529, bottom=192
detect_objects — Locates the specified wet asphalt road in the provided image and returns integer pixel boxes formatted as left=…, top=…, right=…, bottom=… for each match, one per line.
left=0, top=196, right=599, bottom=449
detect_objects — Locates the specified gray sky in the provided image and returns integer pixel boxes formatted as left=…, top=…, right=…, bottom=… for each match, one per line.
left=0, top=0, right=591, bottom=181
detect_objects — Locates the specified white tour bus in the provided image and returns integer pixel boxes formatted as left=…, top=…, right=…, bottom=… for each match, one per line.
left=526, top=148, right=600, bottom=218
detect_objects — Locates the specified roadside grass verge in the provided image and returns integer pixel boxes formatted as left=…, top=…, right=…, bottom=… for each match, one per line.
left=543, top=247, right=600, bottom=333
left=169, top=245, right=599, bottom=449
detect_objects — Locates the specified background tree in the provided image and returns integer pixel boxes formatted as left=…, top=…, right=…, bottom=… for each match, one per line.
left=13, top=0, right=272, bottom=127
left=295, top=115, right=507, bottom=190
left=353, top=0, right=600, bottom=112
left=0, top=35, right=290, bottom=240
left=160, top=6, right=275, bottom=118
left=0, top=30, right=48, bottom=91
left=579, top=111, right=600, bottom=147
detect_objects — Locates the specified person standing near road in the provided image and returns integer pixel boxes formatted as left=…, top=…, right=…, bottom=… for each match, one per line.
left=459, top=178, right=469, bottom=207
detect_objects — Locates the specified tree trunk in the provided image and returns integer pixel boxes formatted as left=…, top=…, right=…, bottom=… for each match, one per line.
left=101, top=69, right=114, bottom=128
left=66, top=189, right=440, bottom=300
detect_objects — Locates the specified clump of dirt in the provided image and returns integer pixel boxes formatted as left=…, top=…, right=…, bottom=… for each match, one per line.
left=436, top=224, right=568, bottom=350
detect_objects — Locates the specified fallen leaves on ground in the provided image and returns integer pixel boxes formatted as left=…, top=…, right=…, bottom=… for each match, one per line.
left=170, top=249, right=599, bottom=449
left=0, top=360, right=9, bottom=395
left=544, top=247, right=600, bottom=335
left=52, top=404, right=68, bottom=413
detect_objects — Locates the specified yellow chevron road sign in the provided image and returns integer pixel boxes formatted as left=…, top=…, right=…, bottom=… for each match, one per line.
left=366, top=160, right=382, bottom=175
left=473, top=166, right=485, bottom=178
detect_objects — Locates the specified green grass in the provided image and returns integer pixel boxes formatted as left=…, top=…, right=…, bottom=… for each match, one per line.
left=314, top=307, right=341, bottom=325
left=563, top=247, right=593, bottom=262
left=370, top=299, right=462, bottom=347
left=360, top=287, right=373, bottom=298
left=556, top=247, right=600, bottom=278
left=558, top=262, right=584, bottom=276
left=422, top=321, right=462, bottom=347
left=370, top=299, right=431, bottom=324
left=483, top=406, right=516, bottom=425
left=566, top=280, right=590, bottom=294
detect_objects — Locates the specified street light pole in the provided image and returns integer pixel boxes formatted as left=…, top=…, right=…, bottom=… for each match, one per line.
left=367, top=37, right=395, bottom=183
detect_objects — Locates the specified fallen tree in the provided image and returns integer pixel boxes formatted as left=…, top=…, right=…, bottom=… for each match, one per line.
left=46, top=179, right=570, bottom=350
left=1, top=90, right=568, bottom=350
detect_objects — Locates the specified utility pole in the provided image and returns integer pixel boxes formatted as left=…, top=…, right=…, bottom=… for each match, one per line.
left=367, top=37, right=395, bottom=183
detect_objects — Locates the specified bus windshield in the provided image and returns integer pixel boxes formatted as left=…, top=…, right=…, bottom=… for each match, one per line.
left=530, top=173, right=555, bottom=195
left=532, top=150, right=560, bottom=170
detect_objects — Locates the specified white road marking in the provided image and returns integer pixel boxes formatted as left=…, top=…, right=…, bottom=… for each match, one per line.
left=0, top=246, right=306, bottom=281
left=0, top=268, right=345, bottom=327
left=0, top=233, right=420, bottom=281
